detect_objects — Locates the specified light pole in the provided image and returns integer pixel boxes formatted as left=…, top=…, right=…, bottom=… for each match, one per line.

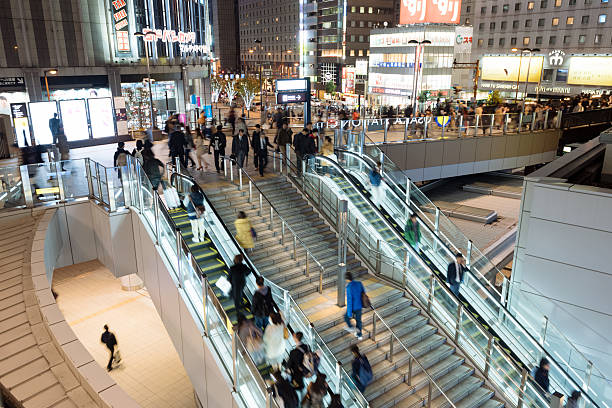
left=512, top=47, right=540, bottom=107
left=408, top=40, right=431, bottom=113
left=254, top=40, right=265, bottom=122
left=134, top=32, right=156, bottom=129
left=43, top=69, right=58, bottom=101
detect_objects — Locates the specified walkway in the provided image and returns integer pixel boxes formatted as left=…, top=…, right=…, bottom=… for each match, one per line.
left=53, top=261, right=195, bottom=408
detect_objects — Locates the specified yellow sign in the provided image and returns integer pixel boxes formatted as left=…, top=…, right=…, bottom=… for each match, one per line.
left=568, top=57, right=612, bottom=86
left=35, top=187, right=60, bottom=195
left=481, top=56, right=544, bottom=83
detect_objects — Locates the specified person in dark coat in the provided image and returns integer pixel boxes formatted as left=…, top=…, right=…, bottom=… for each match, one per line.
left=534, top=358, right=550, bottom=393
left=169, top=124, right=186, bottom=167
left=228, top=254, right=251, bottom=313
left=293, top=128, right=307, bottom=173
left=252, top=275, right=277, bottom=331
left=447, top=253, right=467, bottom=296
left=232, top=129, right=249, bottom=168
left=350, top=344, right=371, bottom=393
left=275, top=121, right=293, bottom=153
left=100, top=324, right=118, bottom=371
left=251, top=124, right=273, bottom=176
left=271, top=370, right=299, bottom=408
left=211, top=125, right=227, bottom=173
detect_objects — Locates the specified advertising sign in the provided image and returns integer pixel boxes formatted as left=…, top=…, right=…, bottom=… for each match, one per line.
left=400, top=0, right=462, bottom=25
left=59, top=100, right=89, bottom=141
left=277, top=93, right=307, bottom=104
left=454, top=26, right=473, bottom=54
left=371, top=30, right=454, bottom=48
left=356, top=60, right=368, bottom=76
left=29, top=101, right=58, bottom=146
left=141, top=28, right=207, bottom=53
left=11, top=103, right=31, bottom=148
left=0, top=77, right=25, bottom=88
left=342, top=67, right=356, bottom=94
left=480, top=56, right=544, bottom=83
left=114, top=96, right=128, bottom=135
left=568, top=57, right=612, bottom=87
left=88, top=98, right=115, bottom=138
left=111, top=0, right=130, bottom=53
left=276, top=79, right=308, bottom=92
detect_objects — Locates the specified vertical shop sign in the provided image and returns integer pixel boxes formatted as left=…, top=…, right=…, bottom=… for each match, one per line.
left=112, top=0, right=130, bottom=53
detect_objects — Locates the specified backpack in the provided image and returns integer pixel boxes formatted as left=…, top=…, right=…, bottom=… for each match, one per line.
left=116, top=151, right=128, bottom=167
left=358, top=356, right=373, bottom=386
left=274, top=380, right=299, bottom=408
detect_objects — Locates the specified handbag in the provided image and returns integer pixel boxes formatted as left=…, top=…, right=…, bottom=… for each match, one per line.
left=250, top=227, right=257, bottom=239
left=215, top=275, right=231, bottom=296
left=361, top=291, right=372, bottom=309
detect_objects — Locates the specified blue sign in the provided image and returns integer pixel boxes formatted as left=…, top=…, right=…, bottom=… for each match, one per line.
left=203, top=105, right=212, bottom=117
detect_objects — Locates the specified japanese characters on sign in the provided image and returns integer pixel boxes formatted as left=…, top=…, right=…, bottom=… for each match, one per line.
left=141, top=28, right=207, bottom=54
left=400, top=0, right=462, bottom=25
left=112, top=0, right=130, bottom=52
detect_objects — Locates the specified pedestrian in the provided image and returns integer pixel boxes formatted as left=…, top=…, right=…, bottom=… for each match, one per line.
left=252, top=275, right=277, bottom=331
left=447, top=253, right=467, bottom=296
left=293, top=128, right=307, bottom=173
left=228, top=254, right=251, bottom=314
left=302, top=373, right=328, bottom=408
left=211, top=125, right=227, bottom=173
left=55, top=126, right=69, bottom=170
left=252, top=124, right=272, bottom=176
left=287, top=331, right=311, bottom=397
left=142, top=148, right=165, bottom=193
left=350, top=345, right=372, bottom=393
left=566, top=391, right=581, bottom=408
left=343, top=272, right=366, bottom=340
left=235, top=116, right=248, bottom=137
left=263, top=311, right=287, bottom=369
left=404, top=214, right=420, bottom=251
left=271, top=370, right=299, bottom=408
left=321, top=136, right=334, bottom=157
left=369, top=161, right=383, bottom=207
left=186, top=185, right=206, bottom=243
left=194, top=128, right=208, bottom=171
left=275, top=121, right=293, bottom=153
left=169, top=123, right=186, bottom=168
left=327, top=394, right=343, bottom=408
left=100, top=324, right=120, bottom=371
left=302, top=127, right=317, bottom=158
left=131, top=139, right=144, bottom=165
left=236, top=313, right=264, bottom=364
left=234, top=210, right=255, bottom=250
left=228, top=108, right=236, bottom=134
left=49, top=113, right=61, bottom=144
left=232, top=129, right=249, bottom=168
left=184, top=126, right=196, bottom=168
left=534, top=358, right=550, bottom=393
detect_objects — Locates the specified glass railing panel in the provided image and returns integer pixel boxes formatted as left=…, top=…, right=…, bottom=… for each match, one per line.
left=430, top=279, right=459, bottom=334
left=458, top=308, right=487, bottom=371
left=488, top=345, right=524, bottom=407
left=88, top=159, right=100, bottom=201
left=97, top=163, right=109, bottom=206
left=235, top=344, right=267, bottom=408
left=0, top=166, right=24, bottom=208
left=156, top=197, right=178, bottom=272
left=204, top=284, right=234, bottom=376
left=60, top=159, right=89, bottom=200
left=104, top=167, right=125, bottom=208
left=139, top=172, right=156, bottom=230
left=28, top=163, right=61, bottom=205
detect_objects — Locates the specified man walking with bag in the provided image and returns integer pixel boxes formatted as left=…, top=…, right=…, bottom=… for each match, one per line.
left=101, top=324, right=120, bottom=371
left=343, top=272, right=369, bottom=341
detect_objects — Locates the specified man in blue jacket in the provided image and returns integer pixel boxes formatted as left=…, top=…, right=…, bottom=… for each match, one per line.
left=344, top=272, right=365, bottom=340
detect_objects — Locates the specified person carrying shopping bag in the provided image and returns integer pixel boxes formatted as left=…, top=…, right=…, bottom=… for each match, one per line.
left=186, top=185, right=206, bottom=243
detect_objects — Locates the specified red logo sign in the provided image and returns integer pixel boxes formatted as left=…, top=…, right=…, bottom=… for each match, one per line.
left=400, top=0, right=462, bottom=24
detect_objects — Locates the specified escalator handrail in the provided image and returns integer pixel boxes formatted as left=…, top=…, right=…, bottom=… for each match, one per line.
left=310, top=152, right=602, bottom=407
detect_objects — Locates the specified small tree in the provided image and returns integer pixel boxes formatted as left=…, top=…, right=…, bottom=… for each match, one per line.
left=225, top=80, right=237, bottom=106
left=325, top=81, right=336, bottom=99
left=486, top=90, right=503, bottom=106
left=238, top=77, right=260, bottom=114
left=211, top=77, right=223, bottom=104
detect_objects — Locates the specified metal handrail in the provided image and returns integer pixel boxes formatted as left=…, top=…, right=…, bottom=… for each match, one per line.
left=222, top=155, right=326, bottom=293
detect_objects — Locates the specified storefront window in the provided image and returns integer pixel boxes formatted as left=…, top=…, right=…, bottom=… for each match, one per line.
left=121, top=81, right=177, bottom=130
left=0, top=91, right=29, bottom=116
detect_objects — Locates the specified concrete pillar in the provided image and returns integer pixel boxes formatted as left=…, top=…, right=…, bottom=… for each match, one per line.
left=23, top=69, right=43, bottom=102
left=107, top=68, right=122, bottom=98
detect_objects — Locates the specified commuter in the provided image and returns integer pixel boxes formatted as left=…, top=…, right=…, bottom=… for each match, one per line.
left=263, top=312, right=288, bottom=369
left=252, top=275, right=277, bottom=331
left=321, top=136, right=334, bottom=157
left=131, top=139, right=144, bottom=165
left=55, top=126, right=70, bottom=170
left=232, top=129, right=249, bottom=168
left=534, top=358, right=550, bottom=393
left=100, top=324, right=120, bottom=371
left=293, top=128, right=307, bottom=173
left=211, top=125, right=227, bottom=173
left=343, top=272, right=367, bottom=340
left=186, top=185, right=206, bottom=243
left=113, top=141, right=131, bottom=168
left=350, top=345, right=372, bottom=393
left=228, top=108, right=236, bottom=134
left=236, top=313, right=264, bottom=364
left=235, top=115, right=248, bottom=137
left=228, top=254, right=251, bottom=313
left=327, top=394, right=343, bottom=408
left=49, top=113, right=61, bottom=144
left=302, top=127, right=317, bottom=158
left=169, top=123, right=186, bottom=168
left=142, top=148, right=165, bottom=193
left=271, top=370, right=299, bottom=408
left=234, top=211, right=255, bottom=250
left=447, top=253, right=467, bottom=296
left=566, top=391, right=581, bottom=408
left=184, top=126, right=196, bottom=168
left=275, top=121, right=293, bottom=153
left=194, top=128, right=208, bottom=171
left=302, top=373, right=328, bottom=408
left=369, top=161, right=383, bottom=207
left=252, top=124, right=272, bottom=177
left=404, top=214, right=420, bottom=251
left=287, top=331, right=311, bottom=396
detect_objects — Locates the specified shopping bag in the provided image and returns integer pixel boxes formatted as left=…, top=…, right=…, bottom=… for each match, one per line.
left=215, top=275, right=231, bottom=296
left=165, top=187, right=180, bottom=209
left=114, top=348, right=122, bottom=365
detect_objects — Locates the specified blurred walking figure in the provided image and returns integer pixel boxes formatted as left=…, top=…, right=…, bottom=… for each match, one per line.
left=447, top=253, right=467, bottom=296
left=234, top=211, right=255, bottom=250
left=343, top=272, right=366, bottom=340
left=131, top=140, right=144, bottom=165
left=534, top=358, right=550, bottom=394
left=142, top=148, right=165, bottom=193
left=211, top=125, right=227, bottom=173
left=350, top=345, right=372, bottom=393
left=194, top=128, right=208, bottom=171
left=566, top=391, right=581, bottom=408
left=271, top=370, right=299, bottom=408
left=186, top=185, right=206, bottom=243
left=263, top=312, right=287, bottom=370
left=228, top=254, right=251, bottom=314
left=302, top=373, right=328, bottom=408
left=232, top=129, right=249, bottom=168
left=404, top=214, right=420, bottom=251
left=100, top=324, right=120, bottom=371
left=252, top=275, right=277, bottom=331
left=236, top=313, right=264, bottom=364
left=369, top=161, right=382, bottom=207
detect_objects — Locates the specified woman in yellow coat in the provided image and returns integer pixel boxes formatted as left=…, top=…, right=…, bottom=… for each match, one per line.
left=235, top=211, right=254, bottom=250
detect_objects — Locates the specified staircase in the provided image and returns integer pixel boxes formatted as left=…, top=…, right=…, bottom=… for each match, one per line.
left=204, top=176, right=506, bottom=408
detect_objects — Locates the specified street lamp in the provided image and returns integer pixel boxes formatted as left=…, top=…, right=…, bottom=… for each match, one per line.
left=512, top=47, right=540, bottom=107
left=43, top=69, right=58, bottom=101
left=408, top=39, right=431, bottom=113
left=134, top=31, right=156, bottom=129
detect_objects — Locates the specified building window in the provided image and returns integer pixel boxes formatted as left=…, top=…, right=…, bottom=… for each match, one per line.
left=466, top=6, right=471, bottom=12
left=350, top=50, right=355, bottom=56
left=579, top=34, right=586, bottom=43
left=503, top=4, right=510, bottom=12
left=358, top=50, right=363, bottom=56
left=582, top=15, right=590, bottom=24
left=501, top=21, right=508, bottom=29
left=566, top=16, right=574, bottom=25
left=594, top=34, right=602, bottom=43
left=478, top=39, right=484, bottom=46
left=488, top=38, right=494, bottom=46
left=515, top=3, right=521, bottom=10
left=350, top=6, right=356, bottom=12
left=513, top=20, right=519, bottom=28
left=564, top=35, right=571, bottom=44
left=490, top=22, right=496, bottom=29
left=492, top=5, right=498, bottom=12
left=528, top=1, right=535, bottom=9
left=481, top=6, right=486, bottom=14
left=552, top=17, right=559, bottom=26
left=599, top=14, right=607, bottom=23
left=541, top=0, right=548, bottom=7
left=368, top=6, right=373, bottom=13
left=359, top=6, right=365, bottom=13
left=536, top=36, right=543, bottom=44
left=557, top=69, right=568, bottom=82
left=525, top=19, right=532, bottom=27
left=543, top=69, right=554, bottom=81
left=569, top=0, right=576, bottom=4
left=549, top=35, right=557, bottom=44
left=499, top=38, right=506, bottom=46
left=538, top=18, right=545, bottom=26
left=555, top=0, right=562, bottom=5
left=479, top=22, right=485, bottom=30
left=511, top=37, right=517, bottom=45
left=523, top=36, right=531, bottom=45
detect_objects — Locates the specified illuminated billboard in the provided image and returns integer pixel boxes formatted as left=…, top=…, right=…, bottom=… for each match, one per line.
left=400, top=0, right=462, bottom=25
left=568, top=57, right=612, bottom=86
left=342, top=67, right=356, bottom=94
left=480, top=56, right=544, bottom=83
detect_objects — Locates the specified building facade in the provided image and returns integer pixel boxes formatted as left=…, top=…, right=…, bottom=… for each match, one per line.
left=0, top=0, right=213, bottom=146
left=210, top=0, right=240, bottom=71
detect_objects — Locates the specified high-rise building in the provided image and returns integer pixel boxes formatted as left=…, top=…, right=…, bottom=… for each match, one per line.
left=210, top=0, right=240, bottom=71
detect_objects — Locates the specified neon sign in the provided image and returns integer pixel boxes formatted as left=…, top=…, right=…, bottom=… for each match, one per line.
left=112, top=0, right=130, bottom=52
left=141, top=28, right=207, bottom=53
left=400, top=0, right=462, bottom=25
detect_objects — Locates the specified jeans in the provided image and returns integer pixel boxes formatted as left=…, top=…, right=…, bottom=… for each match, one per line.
left=254, top=315, right=269, bottom=331
left=450, top=282, right=461, bottom=296
left=344, top=309, right=363, bottom=336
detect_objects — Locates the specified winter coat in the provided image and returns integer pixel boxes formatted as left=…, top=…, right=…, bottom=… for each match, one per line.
left=235, top=217, right=254, bottom=249
left=263, top=321, right=286, bottom=365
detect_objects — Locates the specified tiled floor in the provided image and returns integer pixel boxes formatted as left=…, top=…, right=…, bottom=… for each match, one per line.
left=53, top=260, right=196, bottom=408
